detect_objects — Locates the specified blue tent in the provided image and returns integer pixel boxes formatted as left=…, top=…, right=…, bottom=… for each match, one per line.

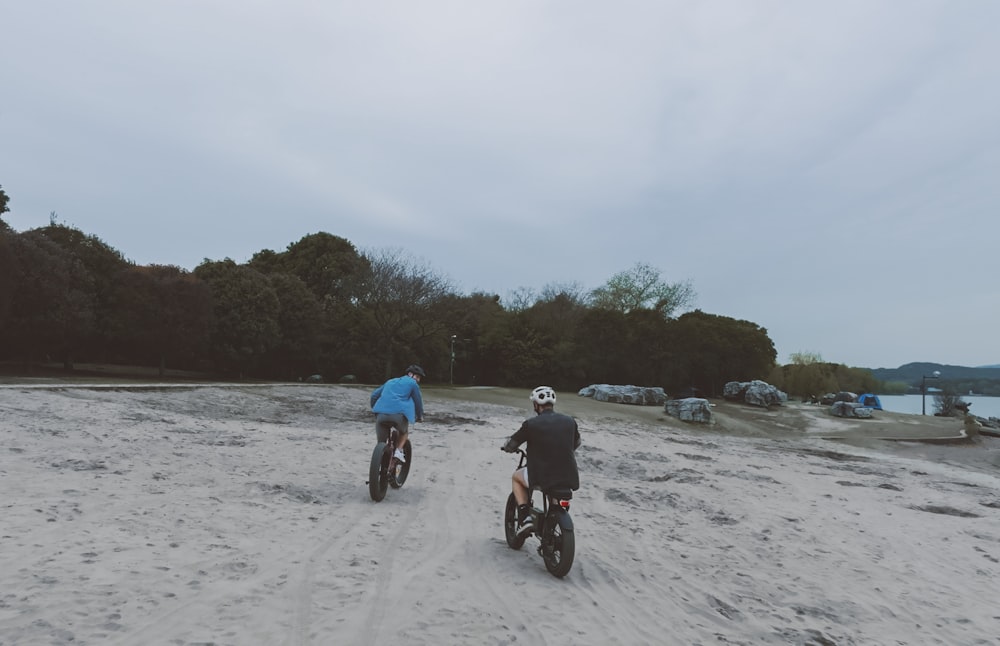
left=857, top=393, right=883, bottom=410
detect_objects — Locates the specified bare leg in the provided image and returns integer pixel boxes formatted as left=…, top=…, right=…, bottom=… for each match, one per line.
left=512, top=467, right=529, bottom=506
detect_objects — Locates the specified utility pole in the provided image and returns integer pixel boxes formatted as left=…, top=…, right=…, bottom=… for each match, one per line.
left=921, top=370, right=941, bottom=415
left=450, top=335, right=457, bottom=385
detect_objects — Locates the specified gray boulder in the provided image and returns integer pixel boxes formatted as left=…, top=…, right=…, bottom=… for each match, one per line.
left=723, top=380, right=787, bottom=408
left=830, top=401, right=872, bottom=418
left=578, top=384, right=666, bottom=406
left=722, top=381, right=744, bottom=400
left=665, top=397, right=713, bottom=423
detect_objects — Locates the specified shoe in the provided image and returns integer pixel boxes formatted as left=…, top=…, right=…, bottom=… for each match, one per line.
left=393, top=448, right=406, bottom=463
left=516, top=517, right=534, bottom=538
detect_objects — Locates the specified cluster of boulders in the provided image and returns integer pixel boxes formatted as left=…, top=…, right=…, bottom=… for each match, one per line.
left=577, top=384, right=666, bottom=406
left=975, top=415, right=1000, bottom=430
left=580, top=380, right=794, bottom=425
left=969, top=415, right=1000, bottom=437
left=723, top=380, right=788, bottom=408
left=578, top=380, right=1000, bottom=433
left=819, top=392, right=856, bottom=406
left=577, top=384, right=713, bottom=424
left=829, top=401, right=873, bottom=418
left=820, top=392, right=878, bottom=419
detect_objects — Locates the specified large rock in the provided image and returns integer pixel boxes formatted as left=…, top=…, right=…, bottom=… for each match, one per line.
left=830, top=401, right=872, bottom=418
left=664, top=398, right=713, bottom=423
left=723, top=380, right=787, bottom=408
left=578, top=384, right=666, bottom=406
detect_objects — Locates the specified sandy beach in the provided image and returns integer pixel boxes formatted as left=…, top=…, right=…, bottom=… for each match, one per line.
left=2, top=383, right=999, bottom=645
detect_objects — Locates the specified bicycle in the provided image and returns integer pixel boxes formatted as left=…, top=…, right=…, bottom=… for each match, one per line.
left=367, top=426, right=412, bottom=502
left=502, top=448, right=576, bottom=578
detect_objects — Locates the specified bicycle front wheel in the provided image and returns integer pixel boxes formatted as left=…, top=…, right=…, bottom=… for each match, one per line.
left=503, top=493, right=526, bottom=549
left=368, top=441, right=390, bottom=502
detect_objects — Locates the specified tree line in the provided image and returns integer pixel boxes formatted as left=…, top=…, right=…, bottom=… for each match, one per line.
left=766, top=352, right=882, bottom=399
left=1, top=186, right=782, bottom=392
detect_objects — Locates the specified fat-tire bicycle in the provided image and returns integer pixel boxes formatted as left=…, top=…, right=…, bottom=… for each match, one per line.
left=502, top=448, right=576, bottom=578
left=367, top=426, right=412, bottom=502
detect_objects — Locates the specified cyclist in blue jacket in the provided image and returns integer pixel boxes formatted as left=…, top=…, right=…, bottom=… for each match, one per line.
left=370, top=365, right=425, bottom=463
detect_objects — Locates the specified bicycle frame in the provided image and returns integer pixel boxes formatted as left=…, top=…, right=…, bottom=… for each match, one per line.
left=387, top=428, right=400, bottom=473
left=513, top=449, right=572, bottom=516
left=505, top=448, right=576, bottom=577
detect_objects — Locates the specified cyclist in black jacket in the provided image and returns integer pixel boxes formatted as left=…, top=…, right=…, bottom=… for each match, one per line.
left=502, top=386, right=581, bottom=537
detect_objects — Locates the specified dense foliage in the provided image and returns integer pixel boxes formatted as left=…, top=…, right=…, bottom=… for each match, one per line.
left=0, top=185, right=10, bottom=226
left=767, top=359, right=880, bottom=399
left=0, top=209, right=780, bottom=391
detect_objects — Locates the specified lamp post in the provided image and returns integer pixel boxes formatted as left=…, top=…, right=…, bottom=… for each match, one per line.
left=450, top=335, right=457, bottom=385
left=921, top=370, right=941, bottom=415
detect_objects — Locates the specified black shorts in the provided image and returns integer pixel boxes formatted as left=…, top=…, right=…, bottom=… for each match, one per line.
left=375, top=413, right=409, bottom=443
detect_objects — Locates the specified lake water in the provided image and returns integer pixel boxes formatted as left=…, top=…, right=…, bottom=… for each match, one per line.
left=876, top=394, right=1000, bottom=419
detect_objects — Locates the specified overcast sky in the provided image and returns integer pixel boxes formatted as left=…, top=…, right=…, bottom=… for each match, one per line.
left=3, top=1, right=998, bottom=370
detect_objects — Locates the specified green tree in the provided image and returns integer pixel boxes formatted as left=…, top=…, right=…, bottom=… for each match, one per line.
left=348, top=248, right=453, bottom=380
left=769, top=360, right=880, bottom=399
left=665, top=310, right=776, bottom=395
left=518, top=288, right=589, bottom=388
left=0, top=184, right=10, bottom=231
left=38, top=223, right=131, bottom=362
left=479, top=309, right=550, bottom=388
left=194, top=259, right=280, bottom=378
left=774, top=352, right=836, bottom=399
left=112, top=265, right=213, bottom=375
left=622, top=308, right=675, bottom=387
left=788, top=351, right=823, bottom=365
left=0, top=229, right=14, bottom=331
left=431, top=291, right=504, bottom=385
left=1, top=230, right=95, bottom=370
left=262, top=272, right=323, bottom=379
left=249, top=233, right=370, bottom=380
left=590, top=262, right=695, bottom=318
left=574, top=307, right=631, bottom=385
left=501, top=286, right=536, bottom=312
left=249, top=232, right=368, bottom=301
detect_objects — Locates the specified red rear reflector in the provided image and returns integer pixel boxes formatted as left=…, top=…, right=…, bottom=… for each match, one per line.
left=559, top=500, right=571, bottom=509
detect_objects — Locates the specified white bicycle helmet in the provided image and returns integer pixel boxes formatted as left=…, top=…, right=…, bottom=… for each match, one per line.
left=530, top=386, right=557, bottom=406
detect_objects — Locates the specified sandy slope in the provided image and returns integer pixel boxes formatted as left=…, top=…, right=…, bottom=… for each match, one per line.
left=1, top=384, right=999, bottom=645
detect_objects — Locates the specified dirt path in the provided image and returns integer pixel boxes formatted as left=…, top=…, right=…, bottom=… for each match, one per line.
left=2, top=384, right=999, bottom=645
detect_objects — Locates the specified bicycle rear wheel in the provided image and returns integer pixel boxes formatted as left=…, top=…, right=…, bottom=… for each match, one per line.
left=389, top=439, right=412, bottom=488
left=541, top=509, right=575, bottom=578
left=368, top=441, right=390, bottom=502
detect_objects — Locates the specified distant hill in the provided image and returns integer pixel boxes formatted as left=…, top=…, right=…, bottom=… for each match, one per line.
left=871, top=362, right=1000, bottom=384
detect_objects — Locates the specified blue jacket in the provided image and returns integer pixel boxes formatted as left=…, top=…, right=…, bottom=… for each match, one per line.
left=370, top=375, right=424, bottom=423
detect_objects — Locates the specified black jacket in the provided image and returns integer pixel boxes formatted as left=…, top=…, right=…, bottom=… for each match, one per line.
left=505, top=409, right=581, bottom=492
